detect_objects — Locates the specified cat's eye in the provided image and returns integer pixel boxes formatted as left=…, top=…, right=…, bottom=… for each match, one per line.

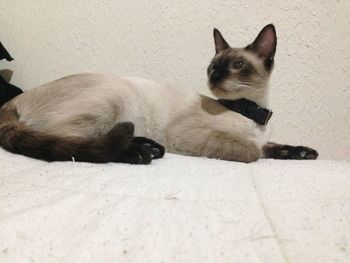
left=233, top=61, right=244, bottom=69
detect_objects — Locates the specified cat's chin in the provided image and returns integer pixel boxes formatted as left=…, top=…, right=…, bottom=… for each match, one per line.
left=209, top=85, right=243, bottom=101
left=208, top=84, right=227, bottom=97
left=209, top=84, right=269, bottom=107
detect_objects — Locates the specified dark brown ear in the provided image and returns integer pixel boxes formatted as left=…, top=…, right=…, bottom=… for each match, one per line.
left=213, top=28, right=230, bottom=54
left=246, top=24, right=277, bottom=63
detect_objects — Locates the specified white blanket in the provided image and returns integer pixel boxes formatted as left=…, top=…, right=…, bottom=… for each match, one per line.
left=0, top=148, right=349, bottom=263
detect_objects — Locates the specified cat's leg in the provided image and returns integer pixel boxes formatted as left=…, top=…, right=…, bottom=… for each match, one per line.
left=262, top=142, right=318, bottom=160
left=167, top=128, right=262, bottom=163
left=203, top=131, right=262, bottom=163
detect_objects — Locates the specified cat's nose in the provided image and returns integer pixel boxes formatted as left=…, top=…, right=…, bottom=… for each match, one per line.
left=211, top=71, right=222, bottom=83
left=212, top=64, right=219, bottom=71
left=210, top=66, right=226, bottom=83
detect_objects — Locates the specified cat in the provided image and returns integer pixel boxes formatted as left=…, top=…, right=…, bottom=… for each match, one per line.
left=0, top=24, right=318, bottom=164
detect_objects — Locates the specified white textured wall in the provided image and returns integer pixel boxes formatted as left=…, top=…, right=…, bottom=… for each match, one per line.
left=1, top=0, right=349, bottom=160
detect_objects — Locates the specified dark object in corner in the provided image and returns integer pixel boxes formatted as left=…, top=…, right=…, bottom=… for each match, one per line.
left=0, top=75, right=23, bottom=108
left=0, top=41, right=23, bottom=108
left=0, top=42, right=13, bottom=61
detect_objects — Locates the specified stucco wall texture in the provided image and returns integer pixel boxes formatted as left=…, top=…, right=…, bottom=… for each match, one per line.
left=1, top=0, right=349, bottom=161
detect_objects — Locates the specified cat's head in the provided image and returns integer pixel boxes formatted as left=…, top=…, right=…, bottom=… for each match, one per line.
left=207, top=24, right=277, bottom=106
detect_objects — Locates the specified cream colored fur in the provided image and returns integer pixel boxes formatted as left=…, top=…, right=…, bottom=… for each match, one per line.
left=9, top=72, right=269, bottom=162
left=8, top=25, right=277, bottom=162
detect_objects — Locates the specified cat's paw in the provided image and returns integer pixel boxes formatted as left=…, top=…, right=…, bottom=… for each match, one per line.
left=116, top=137, right=165, bottom=164
left=263, top=143, right=318, bottom=160
left=117, top=143, right=152, bottom=164
left=132, top=137, right=165, bottom=159
left=278, top=145, right=318, bottom=160
left=291, top=146, right=318, bottom=160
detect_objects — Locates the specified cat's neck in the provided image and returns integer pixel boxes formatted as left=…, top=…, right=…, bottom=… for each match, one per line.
left=214, top=89, right=269, bottom=108
left=209, top=80, right=270, bottom=108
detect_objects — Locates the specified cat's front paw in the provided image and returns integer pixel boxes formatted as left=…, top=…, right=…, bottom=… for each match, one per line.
left=292, top=146, right=318, bottom=160
left=263, top=143, right=318, bottom=160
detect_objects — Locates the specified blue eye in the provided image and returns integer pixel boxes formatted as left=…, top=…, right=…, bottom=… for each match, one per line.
left=233, top=61, right=244, bottom=69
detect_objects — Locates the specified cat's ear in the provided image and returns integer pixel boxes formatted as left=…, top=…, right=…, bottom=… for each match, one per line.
left=246, top=24, right=277, bottom=62
left=213, top=28, right=230, bottom=54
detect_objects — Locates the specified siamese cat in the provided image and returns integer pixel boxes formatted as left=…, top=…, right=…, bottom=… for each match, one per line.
left=0, top=24, right=318, bottom=164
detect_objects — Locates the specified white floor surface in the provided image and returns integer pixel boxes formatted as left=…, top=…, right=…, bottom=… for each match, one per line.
left=0, top=148, right=349, bottom=263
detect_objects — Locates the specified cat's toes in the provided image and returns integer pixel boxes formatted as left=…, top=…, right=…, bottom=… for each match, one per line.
left=142, top=142, right=162, bottom=158
left=305, top=149, right=318, bottom=159
left=294, top=146, right=318, bottom=160
left=117, top=143, right=152, bottom=164
left=133, top=137, right=165, bottom=159
left=115, top=136, right=164, bottom=164
left=263, top=143, right=318, bottom=160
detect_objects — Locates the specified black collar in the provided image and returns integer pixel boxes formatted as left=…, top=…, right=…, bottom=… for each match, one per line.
left=217, top=98, right=273, bottom=125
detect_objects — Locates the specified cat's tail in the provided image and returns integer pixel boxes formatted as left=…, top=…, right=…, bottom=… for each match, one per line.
left=0, top=103, right=136, bottom=163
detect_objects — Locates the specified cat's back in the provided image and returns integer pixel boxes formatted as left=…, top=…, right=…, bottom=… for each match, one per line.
left=14, top=73, right=177, bottom=106
left=13, top=73, right=121, bottom=108
left=11, top=73, right=186, bottom=139
left=12, top=73, right=127, bottom=127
